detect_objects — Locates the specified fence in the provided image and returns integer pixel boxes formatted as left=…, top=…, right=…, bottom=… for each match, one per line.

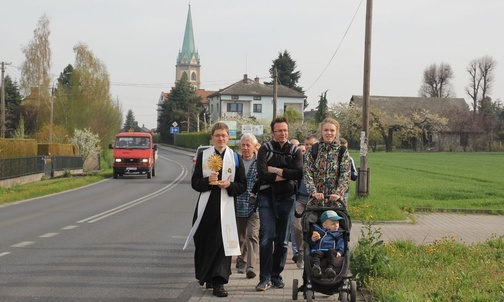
left=0, top=156, right=83, bottom=181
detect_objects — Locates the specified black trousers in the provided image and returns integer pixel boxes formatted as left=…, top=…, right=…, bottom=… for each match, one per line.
left=311, top=249, right=342, bottom=269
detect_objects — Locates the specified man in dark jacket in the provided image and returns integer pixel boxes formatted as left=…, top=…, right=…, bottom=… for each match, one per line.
left=254, top=117, right=303, bottom=291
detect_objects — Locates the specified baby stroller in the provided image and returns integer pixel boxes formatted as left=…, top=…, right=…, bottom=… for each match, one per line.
left=292, top=198, right=357, bottom=302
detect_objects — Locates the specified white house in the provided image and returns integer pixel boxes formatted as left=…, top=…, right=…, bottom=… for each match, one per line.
left=208, top=74, right=306, bottom=123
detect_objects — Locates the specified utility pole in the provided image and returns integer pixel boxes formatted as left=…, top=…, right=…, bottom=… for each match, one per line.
left=1, top=61, right=12, bottom=138
left=358, top=0, right=373, bottom=197
left=50, top=80, right=57, bottom=143
left=273, top=66, right=278, bottom=119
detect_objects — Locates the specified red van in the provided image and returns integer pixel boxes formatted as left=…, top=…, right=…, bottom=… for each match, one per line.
left=109, top=131, right=157, bottom=179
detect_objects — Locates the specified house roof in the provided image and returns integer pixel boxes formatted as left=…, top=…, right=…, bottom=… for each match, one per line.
left=350, top=95, right=470, bottom=117
left=208, top=75, right=306, bottom=99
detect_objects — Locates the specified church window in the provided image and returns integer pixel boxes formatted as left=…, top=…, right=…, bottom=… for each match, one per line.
left=191, top=72, right=197, bottom=81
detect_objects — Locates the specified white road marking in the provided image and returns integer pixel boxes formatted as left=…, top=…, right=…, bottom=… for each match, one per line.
left=0, top=252, right=11, bottom=257
left=61, top=225, right=79, bottom=230
left=39, top=233, right=59, bottom=238
left=10, top=241, right=35, bottom=248
left=78, top=156, right=187, bottom=224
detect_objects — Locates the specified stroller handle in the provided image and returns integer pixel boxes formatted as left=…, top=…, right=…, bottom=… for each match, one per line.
left=294, top=196, right=347, bottom=218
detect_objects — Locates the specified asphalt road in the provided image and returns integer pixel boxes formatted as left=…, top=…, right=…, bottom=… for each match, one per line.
left=0, top=146, right=200, bottom=301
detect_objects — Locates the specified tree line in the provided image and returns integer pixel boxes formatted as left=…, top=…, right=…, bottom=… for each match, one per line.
left=2, top=14, right=123, bottom=156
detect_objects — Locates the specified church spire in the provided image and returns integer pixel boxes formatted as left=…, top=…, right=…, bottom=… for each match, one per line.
left=177, top=4, right=199, bottom=65
left=175, top=4, right=201, bottom=89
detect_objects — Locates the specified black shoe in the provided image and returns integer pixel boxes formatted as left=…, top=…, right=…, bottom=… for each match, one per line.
left=292, top=253, right=299, bottom=263
left=325, top=267, right=336, bottom=279
left=271, top=276, right=285, bottom=288
left=237, top=261, right=246, bottom=273
left=246, top=267, right=256, bottom=279
left=205, top=281, right=213, bottom=289
left=212, top=284, right=228, bottom=297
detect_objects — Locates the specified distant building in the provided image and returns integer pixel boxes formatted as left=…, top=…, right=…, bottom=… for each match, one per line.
left=175, top=4, right=200, bottom=89
left=157, top=5, right=215, bottom=131
left=158, top=5, right=305, bottom=131
left=350, top=95, right=473, bottom=150
left=208, top=74, right=306, bottom=123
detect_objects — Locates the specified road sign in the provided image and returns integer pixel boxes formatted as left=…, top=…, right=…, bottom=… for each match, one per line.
left=170, top=126, right=179, bottom=134
left=242, top=125, right=264, bottom=135
left=172, top=122, right=178, bottom=127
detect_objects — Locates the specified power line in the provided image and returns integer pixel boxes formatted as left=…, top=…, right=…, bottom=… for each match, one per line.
left=304, top=0, right=364, bottom=92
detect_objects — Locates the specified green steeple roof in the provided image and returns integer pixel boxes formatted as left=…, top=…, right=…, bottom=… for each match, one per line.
left=177, top=5, right=200, bottom=65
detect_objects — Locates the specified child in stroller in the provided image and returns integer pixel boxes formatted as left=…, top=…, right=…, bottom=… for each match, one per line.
left=309, top=210, right=345, bottom=279
left=292, top=199, right=357, bottom=302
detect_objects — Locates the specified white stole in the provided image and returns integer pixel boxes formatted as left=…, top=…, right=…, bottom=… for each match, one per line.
left=183, top=146, right=241, bottom=256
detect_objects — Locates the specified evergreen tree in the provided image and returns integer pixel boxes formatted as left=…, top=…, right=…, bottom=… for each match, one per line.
left=3, top=75, right=23, bottom=137
left=123, top=109, right=140, bottom=132
left=315, top=90, right=329, bottom=123
left=267, top=50, right=303, bottom=93
left=158, top=77, right=202, bottom=143
left=266, top=50, right=307, bottom=109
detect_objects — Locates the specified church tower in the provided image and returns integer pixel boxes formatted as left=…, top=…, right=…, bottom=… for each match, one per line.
left=176, top=5, right=201, bottom=89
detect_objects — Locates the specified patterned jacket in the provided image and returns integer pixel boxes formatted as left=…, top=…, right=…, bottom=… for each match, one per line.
left=235, top=154, right=258, bottom=218
left=304, top=140, right=351, bottom=206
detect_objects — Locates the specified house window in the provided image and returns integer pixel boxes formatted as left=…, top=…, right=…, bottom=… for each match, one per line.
left=217, top=103, right=219, bottom=113
left=211, top=104, right=213, bottom=113
left=253, top=104, right=262, bottom=113
left=231, top=95, right=239, bottom=100
left=227, top=103, right=243, bottom=112
left=253, top=96, right=261, bottom=100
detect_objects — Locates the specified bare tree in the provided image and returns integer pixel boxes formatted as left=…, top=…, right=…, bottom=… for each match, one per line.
left=419, top=62, right=454, bottom=98
left=19, top=14, right=52, bottom=131
left=465, top=56, right=496, bottom=115
left=465, top=59, right=481, bottom=114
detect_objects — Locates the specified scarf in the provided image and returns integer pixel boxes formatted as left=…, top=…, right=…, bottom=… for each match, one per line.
left=183, top=146, right=240, bottom=256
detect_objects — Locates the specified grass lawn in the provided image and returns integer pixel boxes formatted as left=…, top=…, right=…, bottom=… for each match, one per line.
left=347, top=152, right=504, bottom=220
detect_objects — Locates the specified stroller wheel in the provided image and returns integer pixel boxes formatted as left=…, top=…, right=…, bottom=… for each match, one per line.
left=305, top=290, right=314, bottom=302
left=339, top=288, right=348, bottom=302
left=350, top=280, right=357, bottom=302
left=292, top=279, right=298, bottom=300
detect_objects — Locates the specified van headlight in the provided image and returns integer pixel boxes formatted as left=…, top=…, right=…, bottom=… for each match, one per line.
left=141, top=158, right=149, bottom=163
left=115, top=158, right=122, bottom=163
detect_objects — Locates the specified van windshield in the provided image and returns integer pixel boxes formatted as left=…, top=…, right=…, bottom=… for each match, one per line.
left=115, top=137, right=150, bottom=149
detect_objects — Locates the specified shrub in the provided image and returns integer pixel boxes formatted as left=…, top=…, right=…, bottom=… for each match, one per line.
left=350, top=219, right=387, bottom=287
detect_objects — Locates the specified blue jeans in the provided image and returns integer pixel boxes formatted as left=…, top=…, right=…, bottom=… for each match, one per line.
left=257, top=194, right=295, bottom=282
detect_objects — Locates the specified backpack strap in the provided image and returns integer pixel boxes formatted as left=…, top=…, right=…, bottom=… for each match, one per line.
left=234, top=151, right=239, bottom=168
left=310, top=142, right=319, bottom=159
left=265, top=141, right=274, bottom=161
left=336, top=145, right=347, bottom=182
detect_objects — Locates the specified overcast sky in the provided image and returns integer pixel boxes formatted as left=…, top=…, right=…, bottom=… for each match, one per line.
left=3, top=0, right=503, bottom=129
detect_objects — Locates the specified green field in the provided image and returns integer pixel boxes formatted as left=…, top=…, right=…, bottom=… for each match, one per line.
left=1, top=152, right=503, bottom=221
left=347, top=152, right=504, bottom=220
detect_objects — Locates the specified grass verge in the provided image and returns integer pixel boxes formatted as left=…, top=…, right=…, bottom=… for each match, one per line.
left=0, top=170, right=112, bottom=205
left=351, top=221, right=504, bottom=301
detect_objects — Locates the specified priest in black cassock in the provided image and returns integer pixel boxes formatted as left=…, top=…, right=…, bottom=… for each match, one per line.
left=185, top=122, right=246, bottom=298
